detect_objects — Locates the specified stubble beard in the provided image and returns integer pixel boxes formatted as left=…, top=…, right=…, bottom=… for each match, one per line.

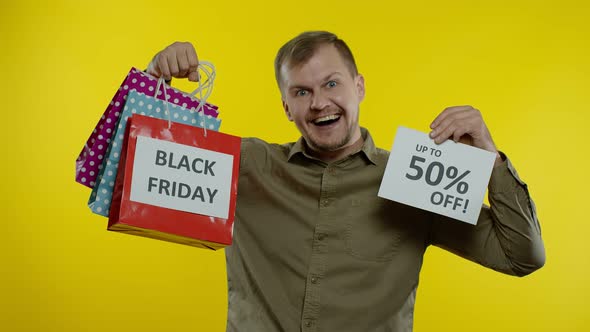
left=306, top=118, right=356, bottom=153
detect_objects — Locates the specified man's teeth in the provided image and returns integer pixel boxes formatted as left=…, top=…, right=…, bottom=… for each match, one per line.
left=313, top=114, right=341, bottom=124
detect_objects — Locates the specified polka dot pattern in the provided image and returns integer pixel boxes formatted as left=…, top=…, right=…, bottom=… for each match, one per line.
left=76, top=67, right=220, bottom=189
left=88, top=89, right=222, bottom=217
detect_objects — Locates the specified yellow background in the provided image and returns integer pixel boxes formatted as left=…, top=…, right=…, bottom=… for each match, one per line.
left=1, top=0, right=588, bottom=331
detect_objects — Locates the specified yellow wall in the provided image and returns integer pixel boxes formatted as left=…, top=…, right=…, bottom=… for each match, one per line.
left=1, top=0, right=588, bottom=330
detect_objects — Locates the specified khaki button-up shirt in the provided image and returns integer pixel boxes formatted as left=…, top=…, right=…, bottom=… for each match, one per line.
left=225, top=128, right=545, bottom=332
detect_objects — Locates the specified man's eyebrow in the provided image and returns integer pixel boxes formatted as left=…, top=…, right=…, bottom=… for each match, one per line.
left=323, top=72, right=343, bottom=81
left=288, top=72, right=345, bottom=91
left=288, top=84, right=310, bottom=91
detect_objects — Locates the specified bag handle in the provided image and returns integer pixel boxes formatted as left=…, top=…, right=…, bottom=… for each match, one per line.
left=154, top=61, right=216, bottom=136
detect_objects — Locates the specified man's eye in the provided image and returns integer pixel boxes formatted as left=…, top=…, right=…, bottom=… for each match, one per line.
left=327, top=80, right=337, bottom=88
left=296, top=90, right=308, bottom=96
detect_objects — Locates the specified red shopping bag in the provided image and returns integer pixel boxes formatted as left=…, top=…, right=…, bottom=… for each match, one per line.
left=108, top=114, right=240, bottom=249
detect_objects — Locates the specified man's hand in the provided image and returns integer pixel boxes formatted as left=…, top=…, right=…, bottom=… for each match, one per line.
left=146, top=41, right=200, bottom=82
left=429, top=105, right=503, bottom=166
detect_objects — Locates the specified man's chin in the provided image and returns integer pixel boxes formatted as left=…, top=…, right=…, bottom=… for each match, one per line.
left=301, top=124, right=357, bottom=153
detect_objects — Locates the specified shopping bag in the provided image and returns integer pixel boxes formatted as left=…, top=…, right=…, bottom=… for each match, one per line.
left=88, top=86, right=222, bottom=216
left=75, top=67, right=219, bottom=188
left=108, top=114, right=241, bottom=249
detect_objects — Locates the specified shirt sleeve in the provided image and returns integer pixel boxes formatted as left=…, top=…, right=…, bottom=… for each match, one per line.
left=428, top=152, right=546, bottom=277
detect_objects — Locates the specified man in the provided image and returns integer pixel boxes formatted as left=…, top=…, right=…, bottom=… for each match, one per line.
left=147, top=31, right=545, bottom=332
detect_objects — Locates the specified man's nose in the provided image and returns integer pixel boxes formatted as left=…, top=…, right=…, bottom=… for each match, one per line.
left=310, top=91, right=330, bottom=111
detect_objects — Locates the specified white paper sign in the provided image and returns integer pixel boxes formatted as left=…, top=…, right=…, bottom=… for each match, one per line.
left=130, top=136, right=234, bottom=219
left=378, top=126, right=496, bottom=225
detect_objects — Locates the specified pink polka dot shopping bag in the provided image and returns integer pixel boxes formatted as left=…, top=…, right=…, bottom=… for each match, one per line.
left=75, top=68, right=219, bottom=189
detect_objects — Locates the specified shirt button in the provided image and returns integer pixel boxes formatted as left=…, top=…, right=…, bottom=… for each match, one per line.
left=305, top=320, right=312, bottom=327
left=317, top=233, right=326, bottom=241
left=311, top=276, right=318, bottom=284
left=327, top=167, right=335, bottom=173
left=322, top=200, right=329, bottom=207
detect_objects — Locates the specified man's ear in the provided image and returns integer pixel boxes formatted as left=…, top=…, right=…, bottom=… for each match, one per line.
left=356, top=74, right=365, bottom=102
left=283, top=99, right=293, bottom=121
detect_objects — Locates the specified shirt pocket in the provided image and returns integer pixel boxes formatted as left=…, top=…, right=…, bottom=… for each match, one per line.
left=343, top=200, right=410, bottom=262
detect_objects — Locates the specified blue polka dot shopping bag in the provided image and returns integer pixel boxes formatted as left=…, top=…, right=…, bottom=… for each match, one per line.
left=88, top=87, right=221, bottom=217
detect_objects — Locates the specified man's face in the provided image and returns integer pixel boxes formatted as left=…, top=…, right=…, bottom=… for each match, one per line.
left=280, top=44, right=365, bottom=153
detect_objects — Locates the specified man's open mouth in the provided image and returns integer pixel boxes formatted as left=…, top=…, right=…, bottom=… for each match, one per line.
left=312, top=114, right=341, bottom=126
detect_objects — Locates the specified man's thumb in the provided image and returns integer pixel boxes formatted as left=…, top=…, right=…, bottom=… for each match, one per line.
left=188, top=70, right=200, bottom=82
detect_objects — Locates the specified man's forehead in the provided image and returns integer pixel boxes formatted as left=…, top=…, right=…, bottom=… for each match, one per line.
left=280, top=45, right=349, bottom=86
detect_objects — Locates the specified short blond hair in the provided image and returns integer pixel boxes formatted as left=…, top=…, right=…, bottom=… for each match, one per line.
left=274, top=31, right=358, bottom=88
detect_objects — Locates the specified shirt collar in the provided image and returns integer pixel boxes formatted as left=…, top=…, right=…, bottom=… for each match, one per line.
left=287, top=127, right=379, bottom=165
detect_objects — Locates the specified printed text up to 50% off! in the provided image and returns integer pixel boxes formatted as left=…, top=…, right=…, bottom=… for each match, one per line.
left=405, top=145, right=472, bottom=213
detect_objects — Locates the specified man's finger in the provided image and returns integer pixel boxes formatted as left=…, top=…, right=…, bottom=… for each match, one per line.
left=167, top=50, right=180, bottom=78
left=177, top=50, right=190, bottom=77
left=430, top=105, right=473, bottom=129
left=186, top=44, right=200, bottom=82
left=452, top=127, right=468, bottom=142
left=146, top=59, right=160, bottom=77
left=430, top=110, right=470, bottom=140
left=431, top=110, right=471, bottom=133
left=433, top=123, right=458, bottom=144
left=157, top=54, right=171, bottom=80
left=188, top=71, right=200, bottom=82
